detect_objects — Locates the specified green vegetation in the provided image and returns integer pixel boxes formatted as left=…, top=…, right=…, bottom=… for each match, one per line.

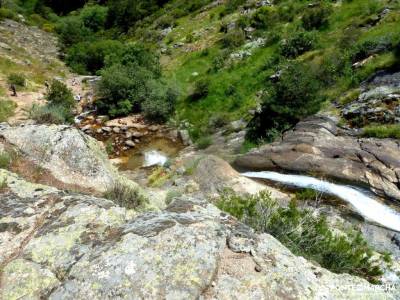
left=196, top=135, right=212, bottom=149
left=6, top=0, right=400, bottom=136
left=247, top=61, right=322, bottom=140
left=216, top=191, right=384, bottom=283
left=7, top=73, right=26, bottom=88
left=0, top=99, right=16, bottom=122
left=0, top=151, right=12, bottom=169
left=45, top=79, right=74, bottom=108
left=96, top=44, right=177, bottom=121
left=28, top=103, right=72, bottom=124
left=362, top=124, right=400, bottom=139
left=103, top=181, right=145, bottom=209
left=29, top=80, right=74, bottom=124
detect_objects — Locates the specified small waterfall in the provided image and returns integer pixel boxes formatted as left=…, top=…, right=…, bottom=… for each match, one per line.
left=143, top=150, right=168, bottom=167
left=242, top=171, right=400, bottom=232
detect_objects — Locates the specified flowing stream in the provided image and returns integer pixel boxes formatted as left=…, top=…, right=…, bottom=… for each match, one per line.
left=143, top=150, right=168, bottom=167
left=242, top=171, right=400, bottom=232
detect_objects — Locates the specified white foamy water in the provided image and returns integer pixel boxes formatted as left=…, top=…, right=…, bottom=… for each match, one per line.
left=242, top=171, right=400, bottom=232
left=143, top=150, right=168, bottom=167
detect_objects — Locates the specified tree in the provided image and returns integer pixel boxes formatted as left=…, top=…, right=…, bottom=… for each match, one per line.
left=96, top=44, right=177, bottom=121
left=45, top=79, right=74, bottom=108
left=247, top=62, right=323, bottom=140
left=80, top=4, right=108, bottom=31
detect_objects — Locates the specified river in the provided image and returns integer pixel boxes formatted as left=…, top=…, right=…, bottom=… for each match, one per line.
left=242, top=171, right=400, bottom=232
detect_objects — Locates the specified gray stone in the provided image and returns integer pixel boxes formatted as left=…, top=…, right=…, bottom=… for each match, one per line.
left=179, top=130, right=192, bottom=146
left=125, top=140, right=135, bottom=148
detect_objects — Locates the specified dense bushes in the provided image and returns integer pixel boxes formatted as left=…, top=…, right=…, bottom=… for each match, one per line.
left=279, top=31, right=316, bottom=58
left=247, top=62, right=323, bottom=140
left=249, top=7, right=278, bottom=29
left=216, top=191, right=383, bottom=283
left=66, top=40, right=125, bottom=74
left=302, top=5, right=331, bottom=30
left=97, top=44, right=177, bottom=121
left=56, top=15, right=91, bottom=48
left=221, top=28, right=246, bottom=48
left=80, top=5, right=108, bottom=32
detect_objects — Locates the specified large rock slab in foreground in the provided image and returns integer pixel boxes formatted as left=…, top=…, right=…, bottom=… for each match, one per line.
left=236, top=115, right=400, bottom=202
left=0, top=171, right=396, bottom=299
left=0, top=124, right=120, bottom=192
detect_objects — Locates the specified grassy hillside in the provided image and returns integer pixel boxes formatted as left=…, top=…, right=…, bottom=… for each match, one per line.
left=3, top=0, right=400, bottom=143
left=144, top=0, right=400, bottom=141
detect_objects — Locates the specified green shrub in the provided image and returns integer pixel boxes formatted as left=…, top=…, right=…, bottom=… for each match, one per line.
left=222, top=0, right=247, bottom=15
left=103, top=181, right=145, bottom=209
left=216, top=191, right=383, bottom=283
left=302, top=5, right=331, bottom=30
left=155, top=15, right=176, bottom=29
left=7, top=73, right=26, bottom=88
left=196, top=136, right=212, bottom=149
left=221, top=29, right=246, bottom=48
left=279, top=31, right=316, bottom=58
left=0, top=151, right=11, bottom=169
left=189, top=78, right=210, bottom=101
left=45, top=80, right=75, bottom=108
left=80, top=4, right=108, bottom=32
left=97, top=44, right=175, bottom=120
left=277, top=2, right=297, bottom=22
left=0, top=99, right=16, bottom=122
left=362, top=124, right=400, bottom=139
left=28, top=104, right=73, bottom=124
left=0, top=8, right=17, bottom=21
left=56, top=15, right=91, bottom=48
left=66, top=39, right=125, bottom=74
left=250, top=7, right=278, bottom=29
left=247, top=61, right=323, bottom=140
left=350, top=37, right=396, bottom=63
left=142, top=84, right=178, bottom=122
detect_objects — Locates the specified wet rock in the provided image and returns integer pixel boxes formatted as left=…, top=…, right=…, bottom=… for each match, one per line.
left=236, top=115, right=400, bottom=202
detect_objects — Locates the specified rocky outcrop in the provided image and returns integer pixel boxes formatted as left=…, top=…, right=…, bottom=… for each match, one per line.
left=0, top=124, right=121, bottom=192
left=193, top=155, right=289, bottom=203
left=1, top=171, right=396, bottom=299
left=343, top=71, right=400, bottom=126
left=236, top=115, right=400, bottom=202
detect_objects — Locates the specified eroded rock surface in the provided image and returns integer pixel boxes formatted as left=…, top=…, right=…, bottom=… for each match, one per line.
left=0, top=171, right=397, bottom=299
left=236, top=115, right=400, bottom=202
left=0, top=124, right=121, bottom=192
